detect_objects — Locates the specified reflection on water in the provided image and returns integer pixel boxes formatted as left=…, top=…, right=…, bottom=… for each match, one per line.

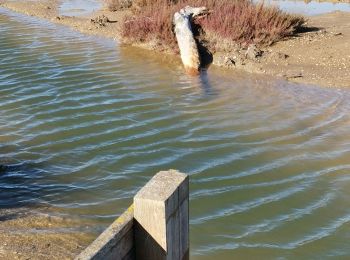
left=0, top=162, right=45, bottom=208
left=59, top=0, right=102, bottom=17
left=1, top=8, right=350, bottom=259
left=263, top=0, right=350, bottom=15
left=57, top=0, right=350, bottom=17
left=58, top=0, right=350, bottom=17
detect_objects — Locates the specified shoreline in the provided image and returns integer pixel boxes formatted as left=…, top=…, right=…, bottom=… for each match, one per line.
left=0, top=0, right=349, bottom=88
left=0, top=206, right=97, bottom=260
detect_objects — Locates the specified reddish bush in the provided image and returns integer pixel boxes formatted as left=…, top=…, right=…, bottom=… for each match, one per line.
left=198, top=1, right=305, bottom=50
left=121, top=0, right=305, bottom=52
left=122, top=2, right=179, bottom=49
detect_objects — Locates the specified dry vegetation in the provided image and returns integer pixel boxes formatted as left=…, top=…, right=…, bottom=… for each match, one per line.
left=111, top=0, right=305, bottom=53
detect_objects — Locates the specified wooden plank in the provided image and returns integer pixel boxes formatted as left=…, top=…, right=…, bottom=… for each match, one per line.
left=75, top=205, right=134, bottom=260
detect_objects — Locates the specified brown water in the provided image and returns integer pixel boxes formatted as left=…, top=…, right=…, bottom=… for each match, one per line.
left=1, top=9, right=350, bottom=259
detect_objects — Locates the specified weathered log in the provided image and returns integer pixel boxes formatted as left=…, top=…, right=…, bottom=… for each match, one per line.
left=173, top=6, right=207, bottom=76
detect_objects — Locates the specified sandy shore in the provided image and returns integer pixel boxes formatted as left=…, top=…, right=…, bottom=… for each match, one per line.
left=1, top=0, right=349, bottom=87
left=238, top=11, right=350, bottom=88
left=0, top=207, right=96, bottom=260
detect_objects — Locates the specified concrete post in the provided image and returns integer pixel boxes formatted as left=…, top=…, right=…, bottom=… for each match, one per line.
left=134, top=170, right=189, bottom=260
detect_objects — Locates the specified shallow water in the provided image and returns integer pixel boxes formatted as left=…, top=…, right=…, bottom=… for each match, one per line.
left=264, top=0, right=350, bottom=15
left=59, top=0, right=102, bottom=16
left=1, top=8, right=350, bottom=259
left=57, top=0, right=350, bottom=17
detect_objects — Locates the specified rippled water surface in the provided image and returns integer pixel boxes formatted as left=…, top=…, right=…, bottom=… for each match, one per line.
left=263, top=0, right=350, bottom=15
left=1, top=9, right=350, bottom=259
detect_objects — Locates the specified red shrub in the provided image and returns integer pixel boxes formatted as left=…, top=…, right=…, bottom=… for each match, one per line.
left=122, top=2, right=179, bottom=49
left=121, top=0, right=305, bottom=52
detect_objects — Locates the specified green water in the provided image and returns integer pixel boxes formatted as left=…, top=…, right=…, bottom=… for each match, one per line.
left=1, top=9, right=350, bottom=259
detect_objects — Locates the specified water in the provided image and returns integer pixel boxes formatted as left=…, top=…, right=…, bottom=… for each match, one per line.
left=59, top=0, right=102, bottom=16
left=264, top=0, right=350, bottom=15
left=57, top=0, right=350, bottom=17
left=1, top=8, right=350, bottom=259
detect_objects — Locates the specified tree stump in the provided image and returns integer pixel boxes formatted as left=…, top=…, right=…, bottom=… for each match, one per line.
left=173, top=6, right=207, bottom=76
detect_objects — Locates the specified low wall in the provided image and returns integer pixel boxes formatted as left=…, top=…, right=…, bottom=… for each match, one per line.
left=75, top=170, right=189, bottom=260
left=76, top=205, right=134, bottom=260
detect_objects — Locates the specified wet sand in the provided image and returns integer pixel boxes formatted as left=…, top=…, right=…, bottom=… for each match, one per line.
left=0, top=0, right=349, bottom=87
left=0, top=207, right=96, bottom=260
left=214, top=10, right=350, bottom=88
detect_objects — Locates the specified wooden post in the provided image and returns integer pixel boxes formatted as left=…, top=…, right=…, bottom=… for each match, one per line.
left=134, top=170, right=189, bottom=260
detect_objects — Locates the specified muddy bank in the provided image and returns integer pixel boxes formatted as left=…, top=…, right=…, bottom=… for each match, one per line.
left=1, top=0, right=349, bottom=87
left=214, top=10, right=350, bottom=88
left=0, top=207, right=96, bottom=260
left=0, top=0, right=128, bottom=39
left=262, top=11, right=349, bottom=88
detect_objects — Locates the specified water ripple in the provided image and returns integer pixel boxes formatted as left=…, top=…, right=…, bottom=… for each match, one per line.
left=1, top=8, right=350, bottom=258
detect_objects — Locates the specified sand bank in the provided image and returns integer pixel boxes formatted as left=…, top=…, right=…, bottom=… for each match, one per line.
left=0, top=207, right=96, bottom=259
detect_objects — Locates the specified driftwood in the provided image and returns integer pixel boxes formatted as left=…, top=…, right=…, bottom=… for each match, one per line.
left=173, top=6, right=208, bottom=76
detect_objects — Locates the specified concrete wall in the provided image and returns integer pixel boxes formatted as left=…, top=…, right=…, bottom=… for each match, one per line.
left=76, top=170, right=189, bottom=260
left=75, top=205, right=134, bottom=260
left=134, top=170, right=189, bottom=260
